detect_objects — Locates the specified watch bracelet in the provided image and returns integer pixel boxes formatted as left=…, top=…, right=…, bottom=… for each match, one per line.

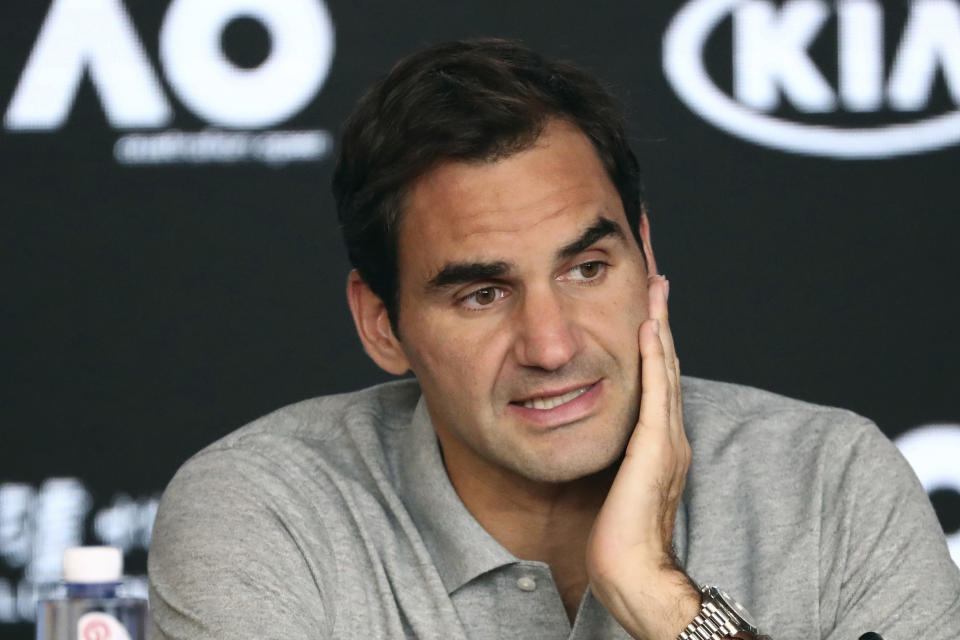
left=678, top=600, right=740, bottom=640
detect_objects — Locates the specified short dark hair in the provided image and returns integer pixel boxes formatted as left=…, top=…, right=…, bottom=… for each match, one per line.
left=332, top=38, right=644, bottom=330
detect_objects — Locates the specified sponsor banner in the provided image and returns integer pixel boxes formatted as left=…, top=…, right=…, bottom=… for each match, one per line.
left=663, top=0, right=960, bottom=158
left=4, top=0, right=335, bottom=165
left=895, top=425, right=960, bottom=563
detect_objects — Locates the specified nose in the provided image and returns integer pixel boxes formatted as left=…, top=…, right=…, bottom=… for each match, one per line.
left=512, top=284, right=581, bottom=372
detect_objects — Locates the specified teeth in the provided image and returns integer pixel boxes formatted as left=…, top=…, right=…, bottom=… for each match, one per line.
left=522, top=385, right=591, bottom=410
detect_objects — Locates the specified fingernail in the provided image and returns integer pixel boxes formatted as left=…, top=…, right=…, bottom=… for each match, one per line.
left=663, top=278, right=670, bottom=301
left=652, top=319, right=660, bottom=335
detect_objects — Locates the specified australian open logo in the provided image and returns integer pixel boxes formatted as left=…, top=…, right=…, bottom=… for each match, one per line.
left=4, top=0, right=335, bottom=166
left=663, top=0, right=960, bottom=158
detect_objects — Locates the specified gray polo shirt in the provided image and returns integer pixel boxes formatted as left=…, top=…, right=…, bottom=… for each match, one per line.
left=148, top=377, right=960, bottom=639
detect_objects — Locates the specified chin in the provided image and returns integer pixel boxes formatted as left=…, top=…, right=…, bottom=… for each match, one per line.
left=512, top=431, right=629, bottom=484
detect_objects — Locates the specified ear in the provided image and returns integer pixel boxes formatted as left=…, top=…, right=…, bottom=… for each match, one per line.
left=638, top=210, right=659, bottom=276
left=346, top=270, right=410, bottom=375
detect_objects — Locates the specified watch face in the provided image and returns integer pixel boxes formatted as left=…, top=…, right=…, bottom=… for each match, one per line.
left=715, top=588, right=759, bottom=631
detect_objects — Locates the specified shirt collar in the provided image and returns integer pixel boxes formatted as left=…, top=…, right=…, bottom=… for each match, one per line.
left=395, top=395, right=517, bottom=594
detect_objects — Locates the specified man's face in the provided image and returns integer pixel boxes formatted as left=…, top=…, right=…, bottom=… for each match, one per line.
left=395, top=119, right=652, bottom=485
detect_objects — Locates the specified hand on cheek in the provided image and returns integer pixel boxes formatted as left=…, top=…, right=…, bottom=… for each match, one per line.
left=586, top=274, right=699, bottom=640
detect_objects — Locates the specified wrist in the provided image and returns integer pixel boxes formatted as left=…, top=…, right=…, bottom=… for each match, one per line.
left=592, top=565, right=700, bottom=640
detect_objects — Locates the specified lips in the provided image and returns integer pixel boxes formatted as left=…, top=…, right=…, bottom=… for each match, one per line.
left=507, top=380, right=603, bottom=427
left=516, top=385, right=593, bottom=410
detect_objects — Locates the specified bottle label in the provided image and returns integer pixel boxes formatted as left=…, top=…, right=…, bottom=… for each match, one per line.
left=77, top=612, right=133, bottom=640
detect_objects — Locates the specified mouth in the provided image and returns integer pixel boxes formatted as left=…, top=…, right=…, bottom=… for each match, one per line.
left=513, top=384, right=594, bottom=410
left=507, top=380, right=603, bottom=426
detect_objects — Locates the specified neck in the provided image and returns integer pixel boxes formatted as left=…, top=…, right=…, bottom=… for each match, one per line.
left=447, top=457, right=614, bottom=560
left=436, top=428, right=619, bottom=622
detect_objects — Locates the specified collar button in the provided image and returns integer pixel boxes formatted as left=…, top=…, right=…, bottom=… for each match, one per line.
left=516, top=576, right=537, bottom=592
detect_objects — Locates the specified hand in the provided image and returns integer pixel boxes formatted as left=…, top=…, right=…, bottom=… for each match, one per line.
left=585, top=274, right=700, bottom=640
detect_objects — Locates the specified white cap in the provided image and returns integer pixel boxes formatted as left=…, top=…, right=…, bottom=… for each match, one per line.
left=62, top=547, right=123, bottom=583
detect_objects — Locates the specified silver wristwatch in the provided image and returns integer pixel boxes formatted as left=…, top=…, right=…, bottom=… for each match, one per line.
left=677, top=586, right=761, bottom=640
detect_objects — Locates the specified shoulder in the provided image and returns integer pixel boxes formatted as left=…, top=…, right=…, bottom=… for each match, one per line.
left=209, top=377, right=421, bottom=450
left=179, top=378, right=421, bottom=474
left=678, top=375, right=912, bottom=518
left=680, top=377, right=960, bottom=640
left=148, top=380, right=423, bottom=637
left=681, top=375, right=881, bottom=464
left=151, top=378, right=422, bottom=553
left=681, top=375, right=869, bottom=429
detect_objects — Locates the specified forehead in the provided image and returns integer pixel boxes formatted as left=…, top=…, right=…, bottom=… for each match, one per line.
left=397, top=120, right=624, bottom=274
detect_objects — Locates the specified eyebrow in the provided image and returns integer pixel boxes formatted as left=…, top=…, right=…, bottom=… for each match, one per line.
left=556, top=216, right=627, bottom=261
left=426, top=261, right=511, bottom=292
left=424, top=216, right=627, bottom=293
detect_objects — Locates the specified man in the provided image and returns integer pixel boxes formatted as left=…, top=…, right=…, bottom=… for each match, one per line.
left=148, top=39, right=960, bottom=640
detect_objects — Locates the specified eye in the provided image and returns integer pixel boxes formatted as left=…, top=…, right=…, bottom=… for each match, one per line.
left=567, top=261, right=607, bottom=281
left=460, top=286, right=508, bottom=310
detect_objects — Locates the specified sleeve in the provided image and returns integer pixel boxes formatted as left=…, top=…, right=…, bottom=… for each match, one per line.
left=147, top=446, right=335, bottom=640
left=819, top=419, right=960, bottom=640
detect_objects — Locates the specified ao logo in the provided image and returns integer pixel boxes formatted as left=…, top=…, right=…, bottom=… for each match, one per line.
left=663, top=0, right=960, bottom=158
left=4, top=0, right=334, bottom=130
left=895, top=424, right=960, bottom=565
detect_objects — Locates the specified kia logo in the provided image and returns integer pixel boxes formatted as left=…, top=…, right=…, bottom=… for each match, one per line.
left=663, top=0, right=960, bottom=158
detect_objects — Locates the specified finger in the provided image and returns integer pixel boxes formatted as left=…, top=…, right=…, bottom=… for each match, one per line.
left=638, top=279, right=687, bottom=464
left=650, top=284, right=691, bottom=496
left=600, top=317, right=686, bottom=555
left=635, top=316, right=670, bottom=443
left=647, top=275, right=679, bottom=391
left=607, top=321, right=670, bottom=529
left=647, top=275, right=684, bottom=446
left=616, top=317, right=684, bottom=549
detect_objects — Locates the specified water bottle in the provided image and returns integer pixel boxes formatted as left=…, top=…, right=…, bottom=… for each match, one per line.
left=36, top=546, right=147, bottom=640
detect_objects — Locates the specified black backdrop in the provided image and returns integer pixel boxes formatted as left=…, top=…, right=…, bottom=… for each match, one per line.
left=2, top=1, right=959, bottom=638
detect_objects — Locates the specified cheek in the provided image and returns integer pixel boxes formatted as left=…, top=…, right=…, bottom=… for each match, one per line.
left=622, top=268, right=651, bottom=325
left=583, top=271, right=648, bottom=366
left=402, top=316, right=509, bottom=398
left=593, top=269, right=649, bottom=325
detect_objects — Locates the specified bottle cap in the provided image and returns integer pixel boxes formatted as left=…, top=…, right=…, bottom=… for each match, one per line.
left=62, top=547, right=123, bottom=583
